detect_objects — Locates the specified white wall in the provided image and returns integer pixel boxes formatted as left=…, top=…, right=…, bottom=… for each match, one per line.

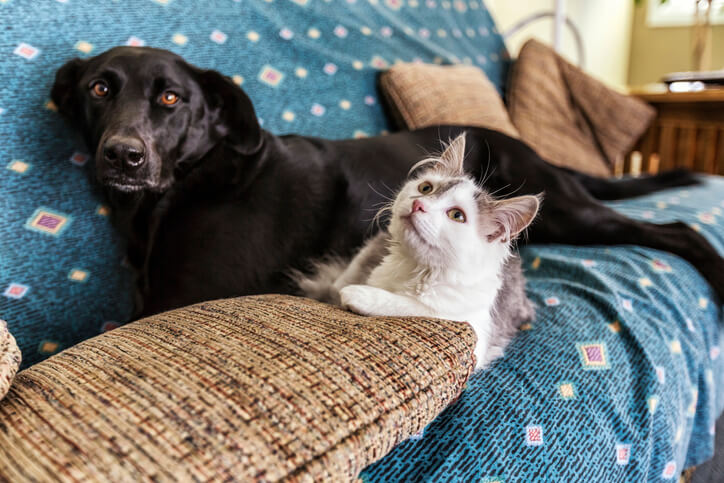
left=485, top=0, right=634, bottom=90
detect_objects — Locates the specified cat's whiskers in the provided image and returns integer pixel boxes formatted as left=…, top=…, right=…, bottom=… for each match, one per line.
left=478, top=139, right=493, bottom=186
left=488, top=180, right=528, bottom=200
left=487, top=183, right=512, bottom=198
left=367, top=182, right=396, bottom=202
left=408, top=157, right=439, bottom=176
left=371, top=201, right=394, bottom=230
left=378, top=180, right=396, bottom=198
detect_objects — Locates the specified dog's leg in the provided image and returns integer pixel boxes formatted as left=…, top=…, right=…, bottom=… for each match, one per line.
left=531, top=201, right=724, bottom=300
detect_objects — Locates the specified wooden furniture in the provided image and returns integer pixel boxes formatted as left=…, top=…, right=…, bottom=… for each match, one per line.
left=624, top=87, right=724, bottom=176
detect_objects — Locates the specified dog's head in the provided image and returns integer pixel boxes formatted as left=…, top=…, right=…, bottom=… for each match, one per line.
left=51, top=46, right=262, bottom=192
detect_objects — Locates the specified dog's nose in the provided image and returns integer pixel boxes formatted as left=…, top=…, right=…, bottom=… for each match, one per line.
left=103, top=137, right=146, bottom=170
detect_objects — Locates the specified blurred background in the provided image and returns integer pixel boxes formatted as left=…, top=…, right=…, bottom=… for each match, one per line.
left=487, top=0, right=724, bottom=91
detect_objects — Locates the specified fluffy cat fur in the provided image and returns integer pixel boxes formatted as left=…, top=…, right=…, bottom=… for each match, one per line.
left=295, top=133, right=541, bottom=368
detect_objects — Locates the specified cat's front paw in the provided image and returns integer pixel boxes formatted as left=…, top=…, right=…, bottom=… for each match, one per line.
left=474, top=345, right=502, bottom=370
left=340, top=284, right=379, bottom=316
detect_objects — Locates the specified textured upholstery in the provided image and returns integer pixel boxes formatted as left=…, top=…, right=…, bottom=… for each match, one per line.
left=0, top=320, right=20, bottom=401
left=506, top=39, right=656, bottom=177
left=0, top=295, right=475, bottom=482
left=379, top=63, right=520, bottom=138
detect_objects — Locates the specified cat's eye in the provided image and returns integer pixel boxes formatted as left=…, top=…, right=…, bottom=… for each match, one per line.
left=418, top=181, right=434, bottom=194
left=447, top=208, right=466, bottom=223
left=160, top=91, right=180, bottom=106
left=90, top=81, right=110, bottom=98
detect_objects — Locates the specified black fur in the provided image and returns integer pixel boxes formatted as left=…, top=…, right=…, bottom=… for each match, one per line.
left=51, top=47, right=724, bottom=316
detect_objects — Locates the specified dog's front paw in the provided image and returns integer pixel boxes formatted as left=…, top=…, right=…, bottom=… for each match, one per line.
left=340, top=284, right=379, bottom=316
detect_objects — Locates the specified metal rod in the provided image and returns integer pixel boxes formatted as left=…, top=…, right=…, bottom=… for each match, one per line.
left=554, top=0, right=565, bottom=52
left=503, top=12, right=585, bottom=67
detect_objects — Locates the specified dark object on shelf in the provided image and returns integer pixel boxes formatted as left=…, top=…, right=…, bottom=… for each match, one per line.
left=662, top=70, right=724, bottom=91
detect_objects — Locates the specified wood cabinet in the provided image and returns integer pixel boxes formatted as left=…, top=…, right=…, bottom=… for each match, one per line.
left=625, top=88, right=724, bottom=176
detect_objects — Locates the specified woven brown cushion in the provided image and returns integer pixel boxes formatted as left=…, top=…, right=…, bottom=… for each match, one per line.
left=0, top=295, right=474, bottom=482
left=0, top=319, right=21, bottom=401
left=379, top=63, right=520, bottom=138
left=507, top=39, right=655, bottom=177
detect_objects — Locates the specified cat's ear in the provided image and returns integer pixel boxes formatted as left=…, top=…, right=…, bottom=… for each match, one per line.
left=487, top=194, right=542, bottom=242
left=437, top=132, right=466, bottom=175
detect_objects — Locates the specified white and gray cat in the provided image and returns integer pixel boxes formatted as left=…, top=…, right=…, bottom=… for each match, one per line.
left=295, top=133, right=541, bottom=368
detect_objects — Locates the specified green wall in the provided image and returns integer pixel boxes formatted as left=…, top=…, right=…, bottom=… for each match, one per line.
left=628, top=4, right=724, bottom=86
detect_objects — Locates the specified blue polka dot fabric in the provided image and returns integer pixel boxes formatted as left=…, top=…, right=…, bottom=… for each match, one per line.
left=363, top=178, right=724, bottom=481
left=0, top=0, right=509, bottom=368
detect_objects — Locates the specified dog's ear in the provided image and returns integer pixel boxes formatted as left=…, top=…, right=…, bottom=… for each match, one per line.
left=193, top=68, right=262, bottom=156
left=51, top=58, right=87, bottom=118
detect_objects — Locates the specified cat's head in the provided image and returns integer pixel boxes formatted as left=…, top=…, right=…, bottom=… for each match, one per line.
left=387, top=132, right=542, bottom=268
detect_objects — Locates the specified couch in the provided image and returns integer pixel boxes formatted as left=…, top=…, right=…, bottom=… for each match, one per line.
left=0, top=1, right=722, bottom=481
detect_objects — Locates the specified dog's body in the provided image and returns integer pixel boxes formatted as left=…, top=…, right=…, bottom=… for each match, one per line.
left=51, top=47, right=724, bottom=316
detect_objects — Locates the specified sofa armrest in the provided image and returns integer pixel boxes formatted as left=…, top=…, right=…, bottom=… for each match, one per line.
left=0, top=295, right=474, bottom=482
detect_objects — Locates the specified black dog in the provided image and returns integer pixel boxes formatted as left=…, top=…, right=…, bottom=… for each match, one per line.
left=51, top=47, right=724, bottom=316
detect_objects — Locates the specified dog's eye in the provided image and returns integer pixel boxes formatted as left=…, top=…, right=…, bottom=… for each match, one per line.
left=91, top=81, right=109, bottom=98
left=446, top=208, right=466, bottom=223
left=418, top=181, right=433, bottom=194
left=160, top=91, right=180, bottom=106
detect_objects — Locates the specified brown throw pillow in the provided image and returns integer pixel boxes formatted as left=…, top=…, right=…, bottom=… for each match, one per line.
left=0, top=295, right=475, bottom=481
left=507, top=39, right=655, bottom=177
left=379, top=63, right=520, bottom=139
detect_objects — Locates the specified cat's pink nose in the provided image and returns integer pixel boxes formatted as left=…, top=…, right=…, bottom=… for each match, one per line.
left=412, top=199, right=426, bottom=213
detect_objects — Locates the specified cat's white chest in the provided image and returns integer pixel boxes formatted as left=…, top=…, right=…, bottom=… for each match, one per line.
left=418, top=283, right=497, bottom=319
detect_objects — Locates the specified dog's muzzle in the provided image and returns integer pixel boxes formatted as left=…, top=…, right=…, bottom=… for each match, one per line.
left=102, top=135, right=146, bottom=171
left=96, top=134, right=156, bottom=192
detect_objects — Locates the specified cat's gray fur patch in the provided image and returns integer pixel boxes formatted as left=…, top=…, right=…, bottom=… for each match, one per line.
left=293, top=232, right=389, bottom=305
left=487, top=255, right=535, bottom=361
